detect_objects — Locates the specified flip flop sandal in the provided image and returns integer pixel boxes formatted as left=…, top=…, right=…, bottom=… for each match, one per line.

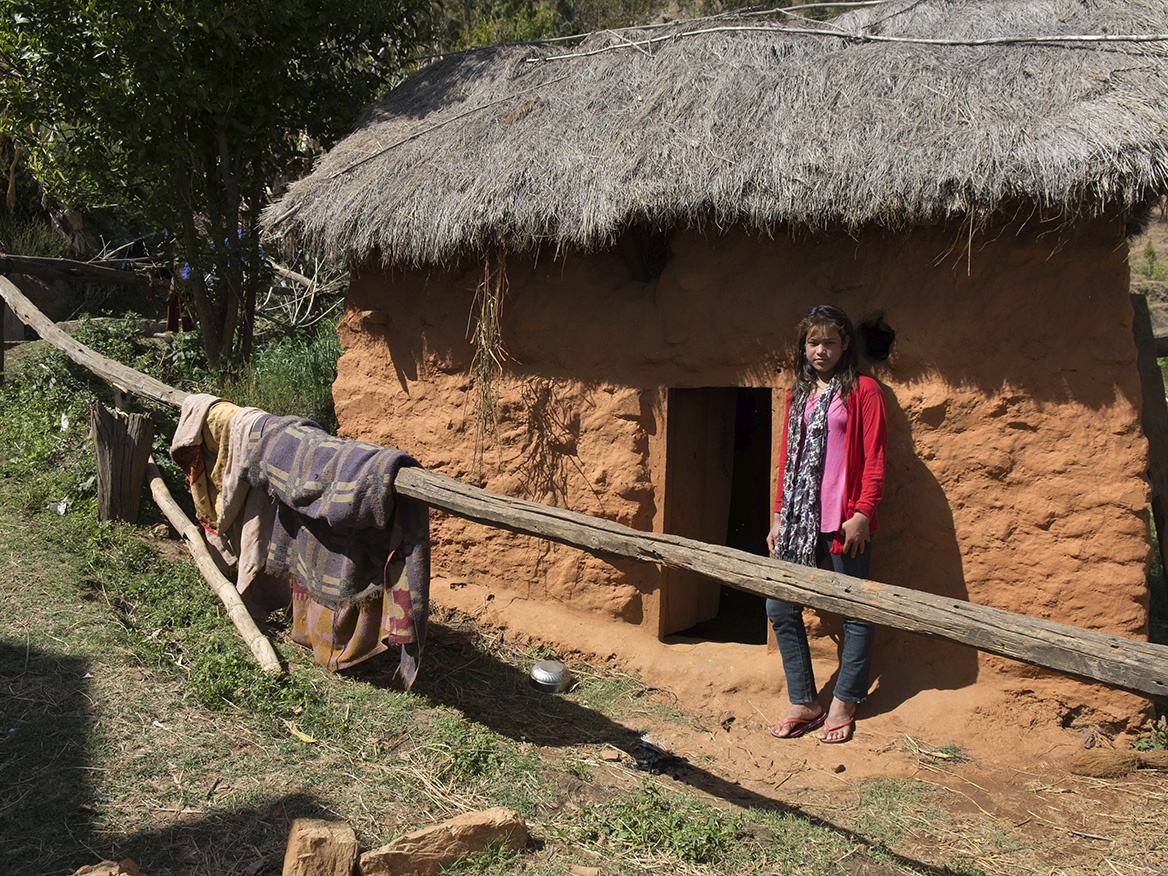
left=770, top=711, right=827, bottom=739
left=818, top=717, right=855, bottom=744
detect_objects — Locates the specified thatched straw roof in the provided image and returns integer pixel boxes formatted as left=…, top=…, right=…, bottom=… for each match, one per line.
left=264, top=0, right=1168, bottom=268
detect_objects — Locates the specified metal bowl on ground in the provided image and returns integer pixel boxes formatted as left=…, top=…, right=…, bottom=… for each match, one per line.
left=529, top=660, right=572, bottom=693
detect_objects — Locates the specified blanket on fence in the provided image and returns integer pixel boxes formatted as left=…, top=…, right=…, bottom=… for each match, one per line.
left=216, top=406, right=288, bottom=616
left=242, top=415, right=430, bottom=687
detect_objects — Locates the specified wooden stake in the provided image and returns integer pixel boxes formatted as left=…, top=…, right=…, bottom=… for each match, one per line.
left=90, top=402, right=155, bottom=523
left=145, top=457, right=282, bottom=674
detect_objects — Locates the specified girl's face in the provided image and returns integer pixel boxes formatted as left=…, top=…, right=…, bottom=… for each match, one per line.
left=804, top=323, right=848, bottom=380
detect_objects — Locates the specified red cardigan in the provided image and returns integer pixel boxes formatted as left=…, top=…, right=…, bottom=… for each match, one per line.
left=773, top=375, right=887, bottom=554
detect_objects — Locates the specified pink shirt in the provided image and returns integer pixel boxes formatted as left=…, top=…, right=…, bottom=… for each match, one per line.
left=804, top=393, right=848, bottom=533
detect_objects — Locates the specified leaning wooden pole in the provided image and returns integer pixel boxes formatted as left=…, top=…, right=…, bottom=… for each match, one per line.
left=146, top=458, right=282, bottom=674
left=2, top=270, right=1166, bottom=701
left=0, top=274, right=188, bottom=407
left=393, top=468, right=1168, bottom=702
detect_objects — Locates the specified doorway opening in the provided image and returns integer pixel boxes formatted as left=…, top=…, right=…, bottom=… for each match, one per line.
left=661, top=387, right=771, bottom=644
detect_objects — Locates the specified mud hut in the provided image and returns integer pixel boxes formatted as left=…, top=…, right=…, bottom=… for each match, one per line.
left=265, top=0, right=1168, bottom=731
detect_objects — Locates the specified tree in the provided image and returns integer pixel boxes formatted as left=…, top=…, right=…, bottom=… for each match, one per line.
left=0, top=0, right=433, bottom=367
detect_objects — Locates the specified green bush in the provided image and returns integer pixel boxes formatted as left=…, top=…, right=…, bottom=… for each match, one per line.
left=218, top=312, right=341, bottom=430
left=0, top=213, right=71, bottom=257
left=0, top=345, right=100, bottom=513
left=1134, top=716, right=1168, bottom=751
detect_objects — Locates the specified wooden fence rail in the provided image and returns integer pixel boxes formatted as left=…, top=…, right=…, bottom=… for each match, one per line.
left=2, top=271, right=1166, bottom=702
left=0, top=253, right=162, bottom=289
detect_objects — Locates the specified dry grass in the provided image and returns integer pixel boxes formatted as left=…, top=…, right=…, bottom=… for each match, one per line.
left=469, top=247, right=510, bottom=475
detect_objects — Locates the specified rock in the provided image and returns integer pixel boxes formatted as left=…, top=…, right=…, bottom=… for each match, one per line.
left=359, top=807, right=527, bottom=876
left=72, top=861, right=141, bottom=876
left=600, top=749, right=623, bottom=762
left=283, top=818, right=360, bottom=876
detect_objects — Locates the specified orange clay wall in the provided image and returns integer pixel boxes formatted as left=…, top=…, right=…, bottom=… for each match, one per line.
left=334, top=214, right=1151, bottom=725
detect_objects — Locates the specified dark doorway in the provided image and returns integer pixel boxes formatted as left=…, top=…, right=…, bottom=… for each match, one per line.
left=662, top=387, right=771, bottom=644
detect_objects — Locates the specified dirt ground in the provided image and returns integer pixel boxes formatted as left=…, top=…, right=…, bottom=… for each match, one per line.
left=428, top=589, right=1167, bottom=875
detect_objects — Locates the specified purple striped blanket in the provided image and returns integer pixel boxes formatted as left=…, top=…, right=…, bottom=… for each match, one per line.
left=242, top=415, right=430, bottom=685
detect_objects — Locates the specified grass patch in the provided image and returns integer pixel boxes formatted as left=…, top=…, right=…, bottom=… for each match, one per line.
left=902, top=735, right=971, bottom=766
left=0, top=344, right=102, bottom=513
left=187, top=633, right=319, bottom=717
left=419, top=710, right=554, bottom=812
left=852, top=778, right=939, bottom=849
left=741, top=809, right=854, bottom=875
left=574, top=780, right=740, bottom=865
left=440, top=843, right=525, bottom=875
left=217, top=313, right=341, bottom=431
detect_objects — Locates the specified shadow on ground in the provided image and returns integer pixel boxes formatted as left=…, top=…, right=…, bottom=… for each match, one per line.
left=354, top=619, right=962, bottom=876
left=0, top=639, right=327, bottom=876
left=3, top=616, right=967, bottom=876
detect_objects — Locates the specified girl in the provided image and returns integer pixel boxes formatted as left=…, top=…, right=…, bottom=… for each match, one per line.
left=765, top=304, right=886, bottom=744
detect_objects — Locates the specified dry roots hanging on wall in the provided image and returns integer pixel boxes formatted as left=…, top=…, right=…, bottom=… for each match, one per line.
left=468, top=248, right=509, bottom=475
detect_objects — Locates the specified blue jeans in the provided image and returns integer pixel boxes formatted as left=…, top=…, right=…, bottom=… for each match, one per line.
left=765, top=532, right=874, bottom=704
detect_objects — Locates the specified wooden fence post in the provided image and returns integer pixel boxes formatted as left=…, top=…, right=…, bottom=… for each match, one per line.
left=90, top=402, right=155, bottom=523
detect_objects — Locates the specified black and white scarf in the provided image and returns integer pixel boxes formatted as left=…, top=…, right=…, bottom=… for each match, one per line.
left=774, top=377, right=839, bottom=566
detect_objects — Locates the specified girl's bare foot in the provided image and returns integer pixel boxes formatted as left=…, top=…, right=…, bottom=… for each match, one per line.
left=818, top=698, right=856, bottom=743
left=770, top=703, right=826, bottom=739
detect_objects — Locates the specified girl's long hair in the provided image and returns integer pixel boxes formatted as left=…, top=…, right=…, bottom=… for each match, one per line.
left=791, top=304, right=861, bottom=401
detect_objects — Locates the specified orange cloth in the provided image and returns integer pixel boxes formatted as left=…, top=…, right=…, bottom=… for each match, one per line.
left=289, top=554, right=410, bottom=671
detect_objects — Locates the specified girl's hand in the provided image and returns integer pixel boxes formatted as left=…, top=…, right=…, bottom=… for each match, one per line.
left=766, top=515, right=782, bottom=557
left=839, top=512, right=870, bottom=557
